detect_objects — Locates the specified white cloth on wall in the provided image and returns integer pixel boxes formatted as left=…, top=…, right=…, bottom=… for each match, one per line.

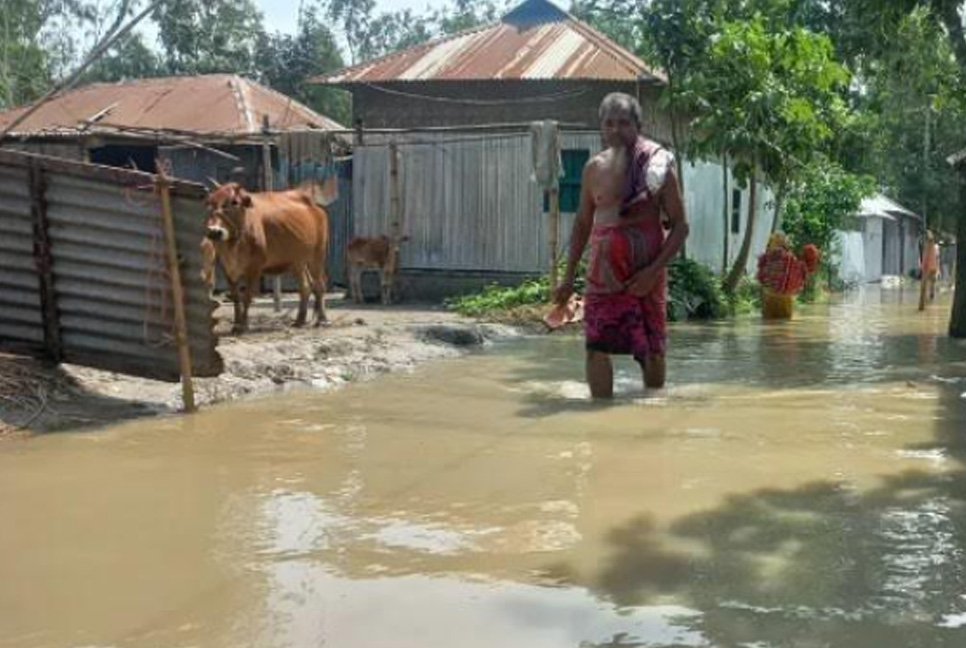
left=530, top=120, right=563, bottom=189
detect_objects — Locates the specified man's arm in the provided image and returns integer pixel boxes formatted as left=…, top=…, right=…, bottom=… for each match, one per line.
left=626, top=168, right=690, bottom=297
left=553, top=161, right=595, bottom=304
left=653, top=168, right=689, bottom=267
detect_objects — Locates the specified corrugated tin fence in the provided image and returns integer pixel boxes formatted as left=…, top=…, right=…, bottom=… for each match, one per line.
left=352, top=130, right=776, bottom=281
left=0, top=149, right=222, bottom=382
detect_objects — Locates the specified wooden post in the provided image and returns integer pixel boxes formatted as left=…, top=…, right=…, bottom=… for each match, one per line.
left=157, top=170, right=196, bottom=413
left=262, top=116, right=281, bottom=312
left=389, top=142, right=401, bottom=239
left=28, top=163, right=62, bottom=362
left=549, top=187, right=560, bottom=298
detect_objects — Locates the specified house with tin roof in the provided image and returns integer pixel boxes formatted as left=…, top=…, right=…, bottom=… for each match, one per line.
left=309, top=0, right=776, bottom=299
left=0, top=74, right=345, bottom=188
left=313, top=0, right=671, bottom=141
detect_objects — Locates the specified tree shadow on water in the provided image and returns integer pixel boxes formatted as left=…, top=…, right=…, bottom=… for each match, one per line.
left=540, top=375, right=966, bottom=647
left=566, top=469, right=966, bottom=647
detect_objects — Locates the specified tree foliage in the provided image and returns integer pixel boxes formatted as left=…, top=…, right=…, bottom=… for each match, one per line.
left=152, top=0, right=264, bottom=76
left=781, top=158, right=876, bottom=270
left=256, top=4, right=349, bottom=124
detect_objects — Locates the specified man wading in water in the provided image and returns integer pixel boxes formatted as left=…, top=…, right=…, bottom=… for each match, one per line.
left=553, top=93, right=689, bottom=398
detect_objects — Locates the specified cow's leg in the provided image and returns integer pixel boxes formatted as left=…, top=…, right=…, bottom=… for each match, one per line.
left=293, top=267, right=310, bottom=327
left=228, top=278, right=244, bottom=335
left=312, top=263, right=328, bottom=325
left=380, top=269, right=392, bottom=305
left=240, top=270, right=260, bottom=333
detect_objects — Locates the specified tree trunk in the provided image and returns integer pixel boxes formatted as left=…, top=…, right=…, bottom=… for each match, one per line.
left=931, top=0, right=966, bottom=336
left=950, top=182, right=966, bottom=337
left=723, top=168, right=758, bottom=293
left=770, top=178, right=788, bottom=234
left=667, top=72, right=686, bottom=195
left=667, top=72, right=687, bottom=259
left=722, top=154, right=730, bottom=274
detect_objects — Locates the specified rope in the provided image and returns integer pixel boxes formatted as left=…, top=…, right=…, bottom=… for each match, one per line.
left=359, top=82, right=589, bottom=106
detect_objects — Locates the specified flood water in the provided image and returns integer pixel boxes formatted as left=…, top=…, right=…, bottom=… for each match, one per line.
left=3, top=288, right=966, bottom=648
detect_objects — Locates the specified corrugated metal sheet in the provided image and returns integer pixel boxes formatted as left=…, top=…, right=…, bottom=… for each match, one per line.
left=0, top=149, right=222, bottom=382
left=323, top=161, right=354, bottom=286
left=352, top=131, right=775, bottom=278
left=0, top=74, right=344, bottom=138
left=315, top=0, right=663, bottom=85
left=0, top=164, right=42, bottom=348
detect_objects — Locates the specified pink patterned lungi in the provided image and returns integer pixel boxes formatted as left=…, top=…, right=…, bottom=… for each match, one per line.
left=584, top=217, right=667, bottom=362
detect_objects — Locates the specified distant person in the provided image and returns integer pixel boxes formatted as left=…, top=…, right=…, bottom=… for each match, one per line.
left=921, top=229, right=940, bottom=302
left=553, top=93, right=689, bottom=398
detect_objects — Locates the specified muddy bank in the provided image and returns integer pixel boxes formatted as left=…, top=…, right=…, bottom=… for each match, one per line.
left=0, top=295, right=523, bottom=436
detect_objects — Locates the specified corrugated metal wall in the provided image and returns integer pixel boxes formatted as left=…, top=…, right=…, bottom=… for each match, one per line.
left=0, top=150, right=222, bottom=382
left=0, top=164, right=41, bottom=349
left=323, top=160, right=354, bottom=286
left=352, top=131, right=775, bottom=277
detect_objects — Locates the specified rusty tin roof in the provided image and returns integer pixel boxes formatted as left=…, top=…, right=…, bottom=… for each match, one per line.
left=0, top=74, right=344, bottom=139
left=313, top=0, right=664, bottom=86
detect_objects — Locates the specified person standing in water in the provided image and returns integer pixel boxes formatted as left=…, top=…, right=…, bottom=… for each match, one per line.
left=921, top=229, right=940, bottom=304
left=553, top=93, right=689, bottom=398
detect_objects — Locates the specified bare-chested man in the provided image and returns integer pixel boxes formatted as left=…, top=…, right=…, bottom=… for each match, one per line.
left=553, top=93, right=689, bottom=398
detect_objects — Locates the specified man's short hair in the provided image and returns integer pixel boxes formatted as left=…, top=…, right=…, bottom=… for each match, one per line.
left=599, top=92, right=642, bottom=127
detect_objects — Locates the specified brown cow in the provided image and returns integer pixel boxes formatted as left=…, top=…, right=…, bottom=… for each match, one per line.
left=346, top=235, right=409, bottom=305
left=204, top=182, right=329, bottom=333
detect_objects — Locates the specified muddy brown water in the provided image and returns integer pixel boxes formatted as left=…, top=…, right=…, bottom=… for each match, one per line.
left=2, top=288, right=966, bottom=648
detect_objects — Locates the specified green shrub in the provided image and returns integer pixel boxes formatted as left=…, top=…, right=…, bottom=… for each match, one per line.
left=728, top=274, right=762, bottom=315
left=447, top=257, right=731, bottom=322
left=667, top=257, right=728, bottom=322
left=445, top=278, right=551, bottom=317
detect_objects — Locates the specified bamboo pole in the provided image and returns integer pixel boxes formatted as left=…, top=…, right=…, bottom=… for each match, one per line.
left=389, top=142, right=401, bottom=239
left=157, top=168, right=197, bottom=413
left=549, top=187, right=560, bottom=299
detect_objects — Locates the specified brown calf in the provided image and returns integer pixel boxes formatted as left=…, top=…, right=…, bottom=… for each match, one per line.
left=204, top=182, right=329, bottom=333
left=346, top=235, right=409, bottom=305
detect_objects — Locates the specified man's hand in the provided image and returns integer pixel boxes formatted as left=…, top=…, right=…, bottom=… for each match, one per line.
left=553, top=279, right=575, bottom=305
left=626, top=266, right=660, bottom=297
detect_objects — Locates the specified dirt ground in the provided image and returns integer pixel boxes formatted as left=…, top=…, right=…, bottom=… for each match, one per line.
left=0, top=292, right=525, bottom=437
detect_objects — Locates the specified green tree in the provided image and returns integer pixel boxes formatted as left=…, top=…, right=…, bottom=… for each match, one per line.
left=432, top=0, right=505, bottom=35
left=256, top=4, right=350, bottom=124
left=570, top=0, right=651, bottom=55
left=357, top=9, right=435, bottom=61
left=835, top=9, right=966, bottom=238
left=80, top=32, right=161, bottom=83
left=0, top=0, right=66, bottom=109
left=781, top=158, right=876, bottom=290
left=682, top=18, right=850, bottom=292
left=326, top=0, right=374, bottom=65
left=832, top=0, right=966, bottom=335
left=152, top=0, right=264, bottom=75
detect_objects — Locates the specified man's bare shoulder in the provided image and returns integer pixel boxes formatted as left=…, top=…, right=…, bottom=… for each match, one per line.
left=584, top=149, right=612, bottom=176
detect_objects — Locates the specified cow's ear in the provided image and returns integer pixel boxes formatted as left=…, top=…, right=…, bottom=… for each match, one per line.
left=241, top=193, right=254, bottom=208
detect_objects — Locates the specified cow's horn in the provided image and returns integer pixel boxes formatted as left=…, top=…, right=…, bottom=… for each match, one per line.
left=206, top=176, right=222, bottom=189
